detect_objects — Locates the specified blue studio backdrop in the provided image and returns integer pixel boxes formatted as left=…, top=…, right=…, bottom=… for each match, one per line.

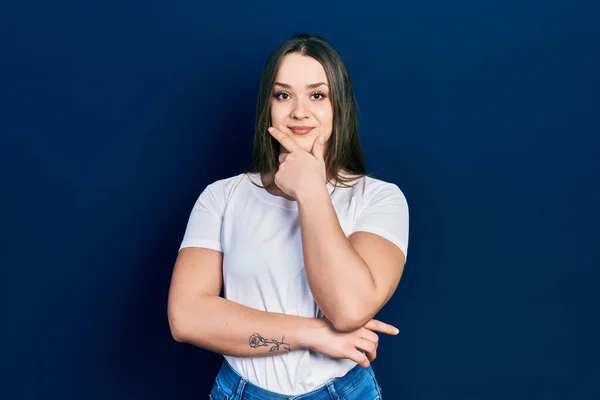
left=1, top=1, right=599, bottom=399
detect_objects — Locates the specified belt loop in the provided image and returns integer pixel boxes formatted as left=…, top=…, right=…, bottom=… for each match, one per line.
left=326, top=381, right=338, bottom=399
left=235, top=376, right=247, bottom=399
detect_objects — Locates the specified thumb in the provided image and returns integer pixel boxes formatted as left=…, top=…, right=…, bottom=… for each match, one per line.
left=311, top=135, right=325, bottom=161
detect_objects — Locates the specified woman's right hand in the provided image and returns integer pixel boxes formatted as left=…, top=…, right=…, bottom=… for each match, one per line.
left=298, top=318, right=399, bottom=368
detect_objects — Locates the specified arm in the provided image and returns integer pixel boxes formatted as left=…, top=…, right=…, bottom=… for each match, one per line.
left=168, top=247, right=321, bottom=356
left=168, top=248, right=400, bottom=367
left=264, top=128, right=408, bottom=333
left=296, top=185, right=407, bottom=333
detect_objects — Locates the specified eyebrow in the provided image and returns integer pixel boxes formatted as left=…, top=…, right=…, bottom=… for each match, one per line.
left=273, top=82, right=328, bottom=89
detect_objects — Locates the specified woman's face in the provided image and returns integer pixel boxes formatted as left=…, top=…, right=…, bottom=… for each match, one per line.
left=270, top=53, right=333, bottom=153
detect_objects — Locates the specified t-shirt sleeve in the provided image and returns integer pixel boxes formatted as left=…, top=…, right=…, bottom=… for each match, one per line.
left=179, top=182, right=224, bottom=253
left=352, top=183, right=409, bottom=259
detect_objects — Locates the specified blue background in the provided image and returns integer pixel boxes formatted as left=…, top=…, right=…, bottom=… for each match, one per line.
left=1, top=0, right=599, bottom=398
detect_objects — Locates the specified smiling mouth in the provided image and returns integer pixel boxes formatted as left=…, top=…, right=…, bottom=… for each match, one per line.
left=288, top=127, right=314, bottom=135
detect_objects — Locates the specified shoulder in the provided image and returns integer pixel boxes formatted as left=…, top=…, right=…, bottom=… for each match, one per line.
left=348, top=175, right=410, bottom=257
left=361, top=176, right=407, bottom=204
left=197, top=172, right=249, bottom=208
left=205, top=172, right=248, bottom=193
left=338, top=173, right=407, bottom=208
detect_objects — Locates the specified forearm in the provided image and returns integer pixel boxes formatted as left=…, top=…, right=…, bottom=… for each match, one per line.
left=169, top=294, right=321, bottom=356
left=296, top=185, right=377, bottom=331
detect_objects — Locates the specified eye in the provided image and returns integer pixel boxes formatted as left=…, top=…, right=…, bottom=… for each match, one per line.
left=274, top=92, right=290, bottom=101
left=312, top=92, right=327, bottom=100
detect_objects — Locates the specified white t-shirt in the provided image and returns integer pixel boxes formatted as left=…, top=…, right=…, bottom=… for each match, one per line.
left=179, top=172, right=409, bottom=395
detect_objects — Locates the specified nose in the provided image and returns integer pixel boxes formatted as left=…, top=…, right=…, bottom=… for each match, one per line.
left=290, top=98, right=309, bottom=120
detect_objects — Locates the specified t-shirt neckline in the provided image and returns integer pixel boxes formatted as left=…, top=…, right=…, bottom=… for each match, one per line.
left=246, top=172, right=340, bottom=211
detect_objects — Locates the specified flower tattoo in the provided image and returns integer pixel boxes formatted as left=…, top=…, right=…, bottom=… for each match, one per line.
left=249, top=333, right=291, bottom=352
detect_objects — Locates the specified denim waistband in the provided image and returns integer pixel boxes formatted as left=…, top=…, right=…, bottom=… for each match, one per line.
left=216, top=358, right=374, bottom=399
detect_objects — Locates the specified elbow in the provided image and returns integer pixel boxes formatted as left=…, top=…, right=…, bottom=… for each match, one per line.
left=170, top=325, right=186, bottom=343
left=326, top=295, right=375, bottom=332
left=168, top=294, right=213, bottom=344
left=332, top=318, right=364, bottom=333
left=169, top=317, right=186, bottom=343
left=330, top=309, right=372, bottom=333
left=168, top=304, right=189, bottom=343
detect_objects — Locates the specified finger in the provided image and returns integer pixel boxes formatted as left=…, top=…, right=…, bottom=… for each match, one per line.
left=355, top=337, right=377, bottom=356
left=359, top=328, right=379, bottom=345
left=310, top=135, right=325, bottom=161
left=364, top=319, right=398, bottom=334
left=349, top=349, right=370, bottom=368
left=268, top=127, right=301, bottom=153
left=364, top=319, right=399, bottom=336
left=365, top=346, right=377, bottom=363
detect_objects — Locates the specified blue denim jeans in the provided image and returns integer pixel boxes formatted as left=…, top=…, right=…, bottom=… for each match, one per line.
left=209, top=359, right=383, bottom=400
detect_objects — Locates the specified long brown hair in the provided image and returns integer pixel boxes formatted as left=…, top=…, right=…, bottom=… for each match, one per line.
left=245, top=33, right=373, bottom=189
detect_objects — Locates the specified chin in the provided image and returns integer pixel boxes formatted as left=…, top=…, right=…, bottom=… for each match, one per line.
left=295, top=135, right=318, bottom=151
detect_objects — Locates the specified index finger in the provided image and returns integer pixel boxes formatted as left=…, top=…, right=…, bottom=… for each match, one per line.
left=268, top=127, right=301, bottom=153
left=364, top=319, right=399, bottom=335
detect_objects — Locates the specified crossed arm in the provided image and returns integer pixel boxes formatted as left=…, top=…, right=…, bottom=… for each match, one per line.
left=266, top=127, right=408, bottom=333
left=296, top=185, right=406, bottom=332
left=170, top=129, right=407, bottom=356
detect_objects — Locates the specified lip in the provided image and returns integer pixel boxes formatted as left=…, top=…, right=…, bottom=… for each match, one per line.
left=288, top=126, right=315, bottom=135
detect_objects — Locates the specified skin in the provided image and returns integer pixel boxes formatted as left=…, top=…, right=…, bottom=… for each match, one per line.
left=168, top=53, right=404, bottom=370
left=262, top=53, right=333, bottom=199
left=266, top=53, right=406, bottom=333
left=169, top=248, right=398, bottom=368
left=268, top=127, right=406, bottom=333
left=270, top=53, right=334, bottom=154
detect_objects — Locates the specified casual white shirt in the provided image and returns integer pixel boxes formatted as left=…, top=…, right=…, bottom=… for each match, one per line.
left=179, top=172, right=409, bottom=395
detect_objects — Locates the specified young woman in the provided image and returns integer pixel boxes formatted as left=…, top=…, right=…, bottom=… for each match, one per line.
left=168, top=34, right=409, bottom=399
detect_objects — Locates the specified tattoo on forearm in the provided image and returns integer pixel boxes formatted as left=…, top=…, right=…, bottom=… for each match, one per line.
left=249, top=333, right=291, bottom=352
